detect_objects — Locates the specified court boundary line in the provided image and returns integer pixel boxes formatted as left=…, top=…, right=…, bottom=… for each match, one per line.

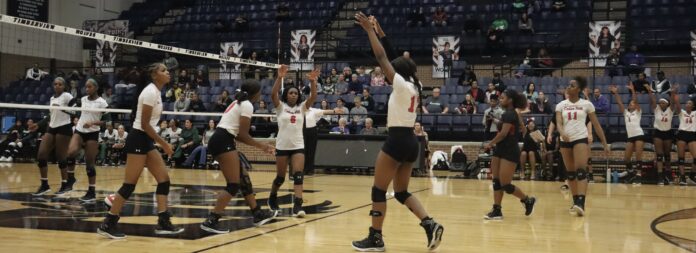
left=650, top=207, right=696, bottom=252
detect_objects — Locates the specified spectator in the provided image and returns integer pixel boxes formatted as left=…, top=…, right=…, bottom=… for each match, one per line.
left=414, top=122, right=430, bottom=161
left=537, top=48, right=554, bottom=76
left=485, top=83, right=499, bottom=104
left=172, top=119, right=201, bottom=166
left=234, top=15, right=249, bottom=32
left=492, top=73, right=507, bottom=92
left=319, top=100, right=334, bottom=123
left=332, top=98, right=348, bottom=123
left=324, top=68, right=339, bottom=91
left=177, top=69, right=191, bottom=86
left=189, top=93, right=206, bottom=112
left=93, top=68, right=106, bottom=87
left=276, top=2, right=290, bottom=21
left=491, top=16, right=509, bottom=32
left=163, top=53, right=179, bottom=71
left=467, top=80, right=486, bottom=104
left=518, top=13, right=534, bottom=34
left=458, top=65, right=477, bottom=86
left=463, top=14, right=481, bottom=33
left=67, top=80, right=81, bottom=99
left=98, top=123, right=117, bottom=165
left=0, top=119, right=25, bottom=162
left=255, top=100, right=271, bottom=114
left=25, top=63, right=48, bottom=81
left=434, top=42, right=457, bottom=73
left=331, top=118, right=350, bottom=134
left=483, top=95, right=504, bottom=141
left=111, top=125, right=128, bottom=165
left=591, top=88, right=610, bottom=113
left=183, top=83, right=197, bottom=100
left=350, top=96, right=368, bottom=131
left=360, top=118, right=379, bottom=135
left=193, top=69, right=210, bottom=87
left=407, top=7, right=426, bottom=27
left=348, top=74, right=363, bottom=95
left=370, top=66, right=386, bottom=86
left=651, top=70, right=671, bottom=95
left=552, top=0, right=566, bottom=11
left=356, top=66, right=370, bottom=86
left=530, top=92, right=553, bottom=114
left=174, top=95, right=190, bottom=112
left=524, top=82, right=539, bottom=104
left=423, top=88, right=449, bottom=114
left=102, top=87, right=113, bottom=107
left=485, top=28, right=506, bottom=57
left=214, top=90, right=233, bottom=112
left=431, top=7, right=448, bottom=27
left=605, top=48, right=623, bottom=77
left=516, top=49, right=534, bottom=77
left=183, top=120, right=215, bottom=169
left=335, top=78, right=349, bottom=95
left=455, top=94, right=477, bottom=114
left=341, top=66, right=353, bottom=83
left=164, top=119, right=182, bottom=146
left=623, top=45, right=645, bottom=76
left=630, top=73, right=651, bottom=94
left=361, top=88, right=376, bottom=112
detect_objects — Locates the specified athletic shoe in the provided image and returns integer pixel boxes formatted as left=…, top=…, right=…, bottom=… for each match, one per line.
left=0, top=156, right=6, bottom=162
left=560, top=184, right=569, bottom=191
left=631, top=175, right=642, bottom=185
left=293, top=197, right=306, bottom=218
left=97, top=214, right=126, bottom=239
left=267, top=194, right=280, bottom=211
left=155, top=211, right=185, bottom=235
left=6, top=157, right=14, bottom=163
left=420, top=218, right=444, bottom=251
left=679, top=175, right=688, bottom=186
left=662, top=174, right=671, bottom=186
left=572, top=204, right=585, bottom=217
left=569, top=206, right=576, bottom=215
left=79, top=191, right=96, bottom=203
left=66, top=177, right=76, bottom=190
left=32, top=185, right=51, bottom=196
left=484, top=205, right=503, bottom=220
left=687, top=176, right=696, bottom=186
left=522, top=196, right=536, bottom=216
left=588, top=173, right=595, bottom=183
left=351, top=227, right=385, bottom=252
left=55, top=182, right=72, bottom=196
left=253, top=209, right=278, bottom=227
left=200, top=212, right=229, bottom=234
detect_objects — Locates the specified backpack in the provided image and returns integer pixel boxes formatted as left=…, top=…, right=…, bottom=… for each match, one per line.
left=430, top=151, right=450, bottom=171
left=450, top=146, right=468, bottom=171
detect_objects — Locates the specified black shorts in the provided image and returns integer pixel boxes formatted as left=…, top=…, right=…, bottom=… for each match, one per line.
left=627, top=135, right=645, bottom=143
left=124, top=129, right=155, bottom=154
left=653, top=129, right=674, bottom=140
left=275, top=149, right=305, bottom=157
left=208, top=128, right=237, bottom=157
left=492, top=145, right=521, bottom=164
left=77, top=131, right=99, bottom=142
left=560, top=138, right=588, bottom=149
left=677, top=131, right=696, bottom=143
left=381, top=127, right=419, bottom=163
left=47, top=124, right=73, bottom=136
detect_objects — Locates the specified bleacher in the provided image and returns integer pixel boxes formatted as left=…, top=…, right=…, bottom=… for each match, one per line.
left=627, top=0, right=694, bottom=48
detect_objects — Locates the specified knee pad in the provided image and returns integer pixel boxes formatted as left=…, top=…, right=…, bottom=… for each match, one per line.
left=225, top=183, right=240, bottom=196
left=576, top=168, right=588, bottom=180
left=492, top=178, right=502, bottom=191
left=394, top=191, right=412, bottom=204
left=117, top=183, right=136, bottom=199
left=502, top=184, right=516, bottom=194
left=292, top=171, right=304, bottom=185
left=86, top=165, right=96, bottom=177
left=679, top=158, right=686, bottom=166
left=156, top=181, right=170, bottom=195
left=58, top=160, right=68, bottom=169
left=273, top=176, right=285, bottom=187
left=37, top=159, right=47, bottom=168
left=240, top=174, right=254, bottom=196
left=567, top=171, right=577, bottom=181
left=371, top=186, right=387, bottom=203
left=67, top=158, right=76, bottom=166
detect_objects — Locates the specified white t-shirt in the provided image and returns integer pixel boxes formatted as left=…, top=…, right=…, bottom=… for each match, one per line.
left=678, top=109, right=696, bottom=132
left=624, top=110, right=644, bottom=138
left=654, top=106, right=674, bottom=131
left=102, top=129, right=117, bottom=142
left=217, top=100, right=253, bottom=136
left=555, top=99, right=595, bottom=142
left=164, top=127, right=182, bottom=144
left=387, top=73, right=418, bottom=128
left=49, top=92, right=74, bottom=128
left=276, top=101, right=306, bottom=150
left=76, top=96, right=109, bottom=133
left=305, top=108, right=325, bottom=128
left=114, top=131, right=128, bottom=143
left=132, top=83, right=162, bottom=131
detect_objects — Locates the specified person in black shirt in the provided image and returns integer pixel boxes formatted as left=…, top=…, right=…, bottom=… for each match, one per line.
left=630, top=73, right=650, bottom=94
left=361, top=88, right=375, bottom=112
left=189, top=93, right=206, bottom=112
left=483, top=89, right=536, bottom=220
left=520, top=119, right=545, bottom=180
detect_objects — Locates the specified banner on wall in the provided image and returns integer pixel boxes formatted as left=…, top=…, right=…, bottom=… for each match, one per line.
left=290, top=29, right=315, bottom=71
left=220, top=42, right=244, bottom=80
left=95, top=41, right=117, bottom=73
left=7, top=0, right=48, bottom=22
left=83, top=20, right=131, bottom=73
left=691, top=30, right=696, bottom=75
left=432, top=36, right=460, bottom=78
left=588, top=21, right=622, bottom=67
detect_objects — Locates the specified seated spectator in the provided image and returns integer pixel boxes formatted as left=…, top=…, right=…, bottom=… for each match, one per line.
left=350, top=96, right=368, bottom=132
left=323, top=68, right=339, bottom=93
left=189, top=93, right=206, bottom=112
left=356, top=66, right=370, bottom=86
left=491, top=73, right=507, bottom=92
left=98, top=123, right=117, bottom=165
left=341, top=66, right=353, bottom=83
left=552, top=0, right=566, bottom=11
left=25, top=63, right=48, bottom=81
left=605, top=48, right=623, bottom=77
left=463, top=14, right=481, bottom=33
left=458, top=65, right=477, bottom=86
left=173, top=119, right=201, bottom=166
left=591, top=88, right=610, bottom=113
left=174, top=95, right=190, bottom=112
left=651, top=70, right=671, bottom=95
left=422, top=88, right=449, bottom=114
left=530, top=92, right=552, bottom=114
left=193, top=69, right=210, bottom=87
left=178, top=69, right=191, bottom=85
left=485, top=28, right=506, bottom=57
left=163, top=53, right=179, bottom=71
left=102, top=87, right=113, bottom=106
left=254, top=100, right=271, bottom=123
left=455, top=94, right=477, bottom=114
left=331, top=118, right=350, bottom=134
left=68, top=80, right=82, bottom=99
left=332, top=98, right=348, bottom=123
left=360, top=118, right=379, bottom=135
left=407, top=7, right=426, bottom=27
left=431, top=7, right=448, bottom=27
left=164, top=119, right=182, bottom=147
left=0, top=119, right=26, bottom=162
left=524, top=82, right=539, bottom=104
left=183, top=120, right=216, bottom=169
left=491, top=16, right=509, bottom=32
left=234, top=15, right=249, bottom=32
left=467, top=80, right=486, bottom=104
left=348, top=74, right=363, bottom=95
left=214, top=90, right=233, bottom=112
left=629, top=73, right=651, bottom=94
left=111, top=125, right=128, bottom=165
left=536, top=48, right=554, bottom=76
left=518, top=13, right=534, bottom=34
left=335, top=79, right=349, bottom=95
left=370, top=66, right=386, bottom=86
left=319, top=100, right=334, bottom=123
left=623, top=45, right=645, bottom=76
left=516, top=49, right=534, bottom=77
left=361, top=88, right=375, bottom=112
left=485, top=83, right=500, bottom=103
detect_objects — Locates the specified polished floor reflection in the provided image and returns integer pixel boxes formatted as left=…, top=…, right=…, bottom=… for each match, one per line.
left=0, top=163, right=693, bottom=252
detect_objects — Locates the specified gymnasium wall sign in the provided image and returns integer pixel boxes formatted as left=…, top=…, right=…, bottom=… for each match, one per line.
left=290, top=29, right=315, bottom=71
left=588, top=21, right=622, bottom=67
left=7, top=0, right=48, bottom=22
left=432, top=36, right=460, bottom=78
left=219, top=42, right=244, bottom=80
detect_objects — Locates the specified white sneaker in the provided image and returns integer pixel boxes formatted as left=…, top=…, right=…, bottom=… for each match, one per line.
left=212, top=160, right=219, bottom=165
left=5, top=157, right=12, bottom=163
left=0, top=157, right=6, bottom=162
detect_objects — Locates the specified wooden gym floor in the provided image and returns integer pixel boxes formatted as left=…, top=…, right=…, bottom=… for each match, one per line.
left=0, top=163, right=694, bottom=253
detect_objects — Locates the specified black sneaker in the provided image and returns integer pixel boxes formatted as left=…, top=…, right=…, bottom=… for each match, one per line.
left=67, top=177, right=76, bottom=189
left=55, top=182, right=72, bottom=196
left=662, top=174, right=671, bottom=186
left=588, top=173, right=595, bottom=183
left=522, top=196, right=536, bottom=216
left=267, top=194, right=280, bottom=211
left=32, top=185, right=51, bottom=196
left=79, top=191, right=96, bottom=203
left=484, top=205, right=503, bottom=220
left=632, top=174, right=643, bottom=185
left=97, top=214, right=126, bottom=239
left=420, top=218, right=444, bottom=250
left=253, top=209, right=279, bottom=227
left=351, top=227, right=385, bottom=252
left=679, top=175, right=687, bottom=186
left=200, top=212, right=229, bottom=234
left=293, top=197, right=306, bottom=218
left=155, top=211, right=185, bottom=235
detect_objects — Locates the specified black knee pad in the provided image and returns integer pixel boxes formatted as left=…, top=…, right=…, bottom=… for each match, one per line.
left=86, top=165, right=96, bottom=177
left=492, top=178, right=502, bottom=191
left=273, top=176, right=285, bottom=187
left=394, top=191, right=412, bottom=204
left=567, top=171, right=577, bottom=181
left=156, top=181, right=170, bottom=195
left=67, top=158, right=76, bottom=166
left=576, top=168, right=588, bottom=181
left=371, top=186, right=386, bottom=203
left=292, top=171, right=304, bottom=185
left=117, top=183, right=136, bottom=199
left=240, top=174, right=254, bottom=196
left=225, top=183, right=240, bottom=196
left=37, top=159, right=47, bottom=168
left=58, top=160, right=68, bottom=169
left=678, top=158, right=686, bottom=166
left=502, top=184, right=516, bottom=194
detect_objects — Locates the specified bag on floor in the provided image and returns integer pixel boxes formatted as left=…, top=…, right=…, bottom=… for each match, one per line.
left=430, top=151, right=450, bottom=170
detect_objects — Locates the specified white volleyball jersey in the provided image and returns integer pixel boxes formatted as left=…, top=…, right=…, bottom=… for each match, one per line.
left=217, top=100, right=253, bottom=136
left=653, top=106, right=674, bottom=131
left=133, top=83, right=163, bottom=131
left=555, top=99, right=595, bottom=142
left=305, top=108, right=325, bottom=128
left=76, top=96, right=109, bottom=133
left=624, top=109, right=644, bottom=138
left=387, top=73, right=419, bottom=128
left=678, top=109, right=696, bottom=132
left=49, top=92, right=74, bottom=128
left=276, top=101, right=306, bottom=150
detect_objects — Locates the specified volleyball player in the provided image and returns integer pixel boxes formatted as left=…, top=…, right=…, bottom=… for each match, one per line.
left=352, top=12, right=443, bottom=252
left=267, top=64, right=318, bottom=218
left=648, top=86, right=678, bottom=185
left=200, top=76, right=292, bottom=234
left=29, top=77, right=75, bottom=196
left=610, top=84, right=645, bottom=184
left=555, top=78, right=609, bottom=216
left=66, top=79, right=109, bottom=202
left=674, top=91, right=696, bottom=185
left=97, top=63, right=183, bottom=239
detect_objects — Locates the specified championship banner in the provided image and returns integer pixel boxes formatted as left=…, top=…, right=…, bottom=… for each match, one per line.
left=589, top=21, right=622, bottom=67
left=220, top=42, right=243, bottom=80
left=83, top=20, right=130, bottom=73
left=691, top=30, right=696, bottom=74
left=290, top=29, right=315, bottom=71
left=432, top=36, right=459, bottom=78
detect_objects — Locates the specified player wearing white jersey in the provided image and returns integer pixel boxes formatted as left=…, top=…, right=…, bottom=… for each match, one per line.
left=674, top=94, right=696, bottom=185
left=610, top=84, right=645, bottom=184
left=649, top=86, right=678, bottom=185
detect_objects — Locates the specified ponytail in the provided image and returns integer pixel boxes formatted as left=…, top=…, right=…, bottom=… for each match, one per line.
left=504, top=89, right=528, bottom=110
left=236, top=79, right=261, bottom=102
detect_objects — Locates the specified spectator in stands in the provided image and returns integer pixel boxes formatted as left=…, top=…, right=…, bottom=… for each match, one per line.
left=25, top=63, right=47, bottom=81
left=331, top=118, right=350, bottom=134
left=435, top=42, right=457, bottom=72
left=605, top=48, right=623, bottom=77
left=491, top=16, right=509, bottom=32
left=458, top=65, right=477, bottom=86
left=189, top=93, right=206, bottom=112
left=98, top=123, right=117, bottom=165
left=193, top=69, right=210, bottom=87
left=319, top=100, right=333, bottom=123
left=467, top=80, right=486, bottom=104
left=531, top=92, right=552, bottom=114
left=348, top=74, right=363, bottom=95
left=164, top=84, right=179, bottom=103
left=0, top=119, right=25, bottom=162
left=588, top=88, right=609, bottom=114
left=623, top=45, right=645, bottom=76
left=516, top=49, right=534, bottom=78
left=356, top=66, right=370, bottom=86
left=350, top=96, right=368, bottom=132
left=361, top=88, right=375, bottom=112
left=431, top=7, right=448, bottom=27
left=276, top=2, right=290, bottom=21
left=173, top=119, right=201, bottom=166
left=164, top=119, right=182, bottom=147
left=552, top=0, right=566, bottom=11
left=423, top=88, right=449, bottom=114
left=111, top=125, right=128, bottom=165
left=325, top=68, right=339, bottom=86
left=214, top=90, right=233, bottom=112
left=536, top=48, right=554, bottom=76
left=524, top=82, right=539, bottom=104
left=483, top=95, right=504, bottom=141
left=183, top=120, right=215, bottom=169
left=630, top=73, right=651, bottom=94
left=651, top=70, right=671, bottom=95
left=174, top=94, right=190, bottom=112
left=455, top=94, right=478, bottom=114
left=485, top=83, right=499, bottom=104
left=163, top=53, right=179, bottom=71
left=518, top=13, right=534, bottom=34
left=332, top=98, right=348, bottom=123
left=183, top=83, right=196, bottom=100
left=407, top=7, right=426, bottom=27
left=341, top=66, right=353, bottom=83
left=102, top=87, right=113, bottom=106
left=492, top=73, right=506, bottom=92
left=68, top=80, right=82, bottom=99
left=177, top=69, right=190, bottom=87
left=485, top=27, right=506, bottom=57
left=464, top=14, right=481, bottom=34
left=370, top=66, right=386, bottom=86
left=360, top=118, right=379, bottom=135
left=93, top=68, right=106, bottom=87
left=336, top=78, right=349, bottom=95
left=234, top=15, right=249, bottom=32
